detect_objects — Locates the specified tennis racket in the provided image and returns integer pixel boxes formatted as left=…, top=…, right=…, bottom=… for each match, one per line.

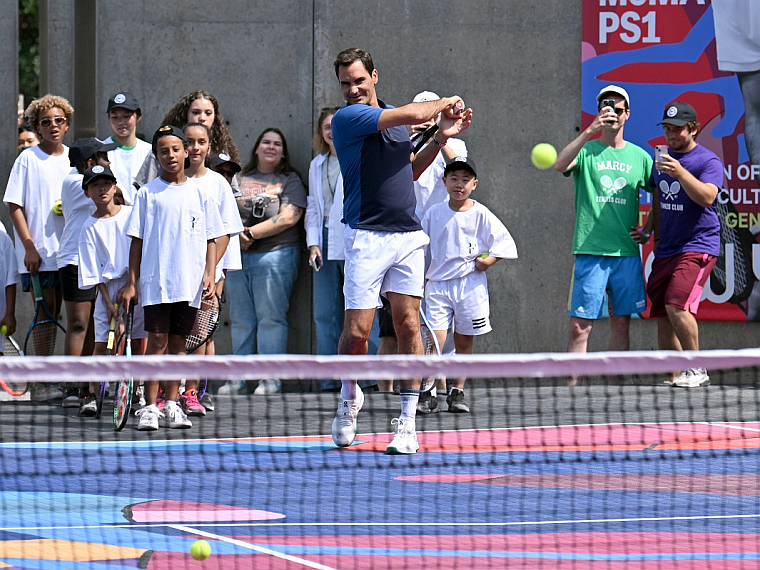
left=399, top=309, right=442, bottom=397
left=96, top=304, right=119, bottom=419
left=0, top=334, right=27, bottom=396
left=113, top=304, right=134, bottom=431
left=185, top=293, right=221, bottom=353
left=23, top=274, right=66, bottom=356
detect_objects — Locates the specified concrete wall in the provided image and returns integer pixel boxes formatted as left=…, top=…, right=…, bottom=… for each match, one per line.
left=0, top=0, right=18, bottom=233
left=7, top=0, right=759, bottom=357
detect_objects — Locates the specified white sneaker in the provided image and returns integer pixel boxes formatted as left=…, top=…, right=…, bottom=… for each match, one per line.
left=31, top=383, right=65, bottom=402
left=136, top=404, right=162, bottom=431
left=253, top=378, right=281, bottom=395
left=331, top=387, right=364, bottom=447
left=163, top=400, right=192, bottom=428
left=217, top=380, right=245, bottom=395
left=386, top=417, right=419, bottom=455
left=673, top=368, right=710, bottom=388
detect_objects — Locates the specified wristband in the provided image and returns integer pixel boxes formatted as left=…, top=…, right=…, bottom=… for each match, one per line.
left=432, top=133, right=446, bottom=148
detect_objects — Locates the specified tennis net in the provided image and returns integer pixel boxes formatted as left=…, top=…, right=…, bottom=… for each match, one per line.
left=1, top=350, right=760, bottom=569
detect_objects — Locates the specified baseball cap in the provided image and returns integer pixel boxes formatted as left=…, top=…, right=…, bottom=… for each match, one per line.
left=152, top=125, right=186, bottom=153
left=413, top=91, right=440, bottom=103
left=209, top=152, right=242, bottom=173
left=107, top=92, right=141, bottom=113
left=82, top=164, right=117, bottom=189
left=69, top=137, right=118, bottom=167
left=596, top=85, right=630, bottom=107
left=444, top=156, right=478, bottom=178
left=658, top=101, right=697, bottom=126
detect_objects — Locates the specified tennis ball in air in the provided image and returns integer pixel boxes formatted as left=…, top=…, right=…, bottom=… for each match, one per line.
left=190, top=539, right=211, bottom=561
left=531, top=143, right=557, bottom=170
left=52, top=199, right=63, bottom=215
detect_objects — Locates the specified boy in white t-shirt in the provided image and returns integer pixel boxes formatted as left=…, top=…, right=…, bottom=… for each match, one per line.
left=118, top=125, right=225, bottom=431
left=77, top=165, right=147, bottom=416
left=57, top=137, right=117, bottom=408
left=4, top=94, right=74, bottom=402
left=421, top=157, right=518, bottom=413
left=0, top=230, right=19, bottom=352
left=103, top=92, right=152, bottom=206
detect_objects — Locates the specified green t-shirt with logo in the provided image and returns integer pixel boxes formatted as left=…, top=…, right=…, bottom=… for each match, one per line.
left=564, top=139, right=654, bottom=256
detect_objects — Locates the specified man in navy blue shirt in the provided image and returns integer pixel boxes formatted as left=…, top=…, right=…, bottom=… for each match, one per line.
left=330, top=47, right=472, bottom=454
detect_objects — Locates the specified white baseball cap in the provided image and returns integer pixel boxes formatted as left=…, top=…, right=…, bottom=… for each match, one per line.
left=596, top=85, right=630, bottom=107
left=413, top=91, right=440, bottom=103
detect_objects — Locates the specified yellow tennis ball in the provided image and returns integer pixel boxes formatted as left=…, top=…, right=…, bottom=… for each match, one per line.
left=531, top=143, right=557, bottom=170
left=52, top=199, right=63, bottom=215
left=1, top=325, right=6, bottom=335
left=190, top=539, right=211, bottom=561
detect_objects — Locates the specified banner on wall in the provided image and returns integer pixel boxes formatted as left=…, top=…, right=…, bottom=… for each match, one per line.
left=582, top=0, right=760, bottom=321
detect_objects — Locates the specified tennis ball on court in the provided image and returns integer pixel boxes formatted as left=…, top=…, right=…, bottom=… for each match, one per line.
left=52, top=199, right=63, bottom=215
left=531, top=143, right=557, bottom=170
left=190, top=539, right=211, bottom=561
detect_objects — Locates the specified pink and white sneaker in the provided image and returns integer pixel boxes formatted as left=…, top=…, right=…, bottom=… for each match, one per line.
left=180, top=390, right=207, bottom=416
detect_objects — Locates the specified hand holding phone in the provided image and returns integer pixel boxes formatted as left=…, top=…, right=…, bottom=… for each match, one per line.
left=310, top=255, right=322, bottom=272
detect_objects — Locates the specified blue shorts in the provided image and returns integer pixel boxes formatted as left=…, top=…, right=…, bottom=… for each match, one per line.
left=568, top=255, right=646, bottom=319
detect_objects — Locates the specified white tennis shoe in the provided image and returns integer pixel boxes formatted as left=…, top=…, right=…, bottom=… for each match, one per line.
left=386, top=417, right=419, bottom=455
left=331, top=387, right=364, bottom=447
left=136, top=404, right=162, bottom=431
left=163, top=400, right=192, bottom=428
left=673, top=368, right=710, bottom=388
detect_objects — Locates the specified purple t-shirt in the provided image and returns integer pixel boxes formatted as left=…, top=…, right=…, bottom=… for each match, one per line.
left=653, top=144, right=723, bottom=258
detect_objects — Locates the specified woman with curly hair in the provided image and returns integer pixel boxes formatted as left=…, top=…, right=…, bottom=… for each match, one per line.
left=134, top=90, right=240, bottom=186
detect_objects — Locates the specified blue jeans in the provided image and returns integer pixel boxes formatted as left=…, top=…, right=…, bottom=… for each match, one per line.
left=316, top=226, right=379, bottom=391
left=226, top=246, right=300, bottom=355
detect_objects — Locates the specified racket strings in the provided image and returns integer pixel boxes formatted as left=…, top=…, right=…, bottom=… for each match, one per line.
left=26, top=322, right=58, bottom=356
left=185, top=297, right=220, bottom=351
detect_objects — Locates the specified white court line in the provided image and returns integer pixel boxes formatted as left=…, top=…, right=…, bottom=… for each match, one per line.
left=702, top=422, right=760, bottom=434
left=169, top=524, right=339, bottom=570
left=5, top=512, right=760, bottom=533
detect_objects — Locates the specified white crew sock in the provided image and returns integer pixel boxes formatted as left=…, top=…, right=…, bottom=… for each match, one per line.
left=400, top=393, right=419, bottom=421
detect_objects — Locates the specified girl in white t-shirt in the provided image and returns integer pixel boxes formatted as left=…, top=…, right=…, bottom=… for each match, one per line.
left=77, top=164, right=147, bottom=417
left=0, top=230, right=19, bottom=351
left=179, top=122, right=243, bottom=415
left=4, top=94, right=74, bottom=402
left=118, top=126, right=225, bottom=432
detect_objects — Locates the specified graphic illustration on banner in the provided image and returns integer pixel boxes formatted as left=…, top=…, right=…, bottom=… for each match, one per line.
left=582, top=1, right=760, bottom=321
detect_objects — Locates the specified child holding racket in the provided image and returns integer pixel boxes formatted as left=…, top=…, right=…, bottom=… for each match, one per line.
left=119, top=125, right=224, bottom=431
left=4, top=94, right=75, bottom=402
left=421, top=157, right=517, bottom=412
left=180, top=123, right=243, bottom=415
left=77, top=165, right=147, bottom=417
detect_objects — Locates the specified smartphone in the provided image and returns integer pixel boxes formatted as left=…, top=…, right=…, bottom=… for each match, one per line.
left=601, top=99, right=616, bottom=112
left=655, top=145, right=667, bottom=172
left=311, top=256, right=322, bottom=272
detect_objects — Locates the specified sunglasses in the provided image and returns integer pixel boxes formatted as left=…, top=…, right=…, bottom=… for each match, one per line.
left=39, top=116, right=67, bottom=128
left=218, top=169, right=236, bottom=179
left=599, top=106, right=626, bottom=116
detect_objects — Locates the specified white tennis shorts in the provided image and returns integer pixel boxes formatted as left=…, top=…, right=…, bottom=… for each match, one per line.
left=94, top=277, right=147, bottom=342
left=343, top=227, right=428, bottom=310
left=714, top=1, right=760, bottom=72
left=425, top=271, right=491, bottom=335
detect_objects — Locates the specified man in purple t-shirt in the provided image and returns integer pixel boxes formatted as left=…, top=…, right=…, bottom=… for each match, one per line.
left=645, top=102, right=723, bottom=387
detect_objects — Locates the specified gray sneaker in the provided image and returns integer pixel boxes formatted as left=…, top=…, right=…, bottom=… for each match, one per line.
left=416, top=391, right=439, bottom=414
left=253, top=378, right=281, bottom=395
left=217, top=380, right=246, bottom=395
left=200, top=392, right=215, bottom=411
left=62, top=387, right=81, bottom=408
left=446, top=388, right=470, bottom=413
left=31, top=383, right=65, bottom=402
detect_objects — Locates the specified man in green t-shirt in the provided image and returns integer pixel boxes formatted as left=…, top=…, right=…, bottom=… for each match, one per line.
left=554, top=85, right=654, bottom=373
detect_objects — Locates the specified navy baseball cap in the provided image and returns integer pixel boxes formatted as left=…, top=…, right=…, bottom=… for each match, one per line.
left=152, top=125, right=186, bottom=153
left=209, top=152, right=242, bottom=173
left=658, top=101, right=697, bottom=126
left=69, top=137, right=118, bottom=167
left=444, top=156, right=478, bottom=178
left=82, top=164, right=117, bottom=189
left=107, top=92, right=141, bottom=113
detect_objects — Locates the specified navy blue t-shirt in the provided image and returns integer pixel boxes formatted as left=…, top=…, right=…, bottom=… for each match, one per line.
left=332, top=101, right=421, bottom=232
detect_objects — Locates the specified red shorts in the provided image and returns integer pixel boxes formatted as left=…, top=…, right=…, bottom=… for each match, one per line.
left=143, top=302, right=199, bottom=336
left=647, top=252, right=717, bottom=318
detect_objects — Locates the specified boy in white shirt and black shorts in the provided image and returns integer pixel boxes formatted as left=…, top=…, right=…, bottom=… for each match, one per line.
left=118, top=125, right=225, bottom=431
left=421, top=157, right=517, bottom=412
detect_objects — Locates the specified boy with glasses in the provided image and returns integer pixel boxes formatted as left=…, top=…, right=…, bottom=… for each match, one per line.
left=4, top=94, right=74, bottom=401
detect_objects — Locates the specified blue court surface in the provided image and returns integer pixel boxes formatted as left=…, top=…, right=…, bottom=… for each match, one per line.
left=2, top=416, right=760, bottom=569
